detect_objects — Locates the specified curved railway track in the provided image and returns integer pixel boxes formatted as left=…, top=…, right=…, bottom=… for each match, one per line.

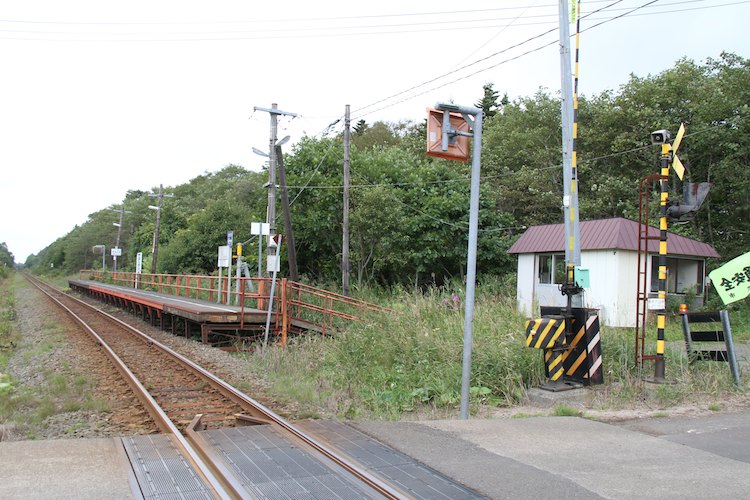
left=25, top=274, right=406, bottom=499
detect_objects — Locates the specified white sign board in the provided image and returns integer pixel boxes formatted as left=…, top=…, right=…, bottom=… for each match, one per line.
left=251, top=222, right=270, bottom=236
left=217, top=245, right=231, bottom=268
left=135, top=252, right=143, bottom=274
left=267, top=255, right=281, bottom=273
left=647, top=298, right=666, bottom=311
left=110, top=247, right=122, bottom=257
left=227, top=230, right=234, bottom=247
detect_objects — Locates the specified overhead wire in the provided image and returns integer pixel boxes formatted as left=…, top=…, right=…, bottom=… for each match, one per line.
left=1, top=1, right=745, bottom=41
left=447, top=0, right=540, bottom=71
left=350, top=0, right=655, bottom=121
left=281, top=113, right=746, bottom=237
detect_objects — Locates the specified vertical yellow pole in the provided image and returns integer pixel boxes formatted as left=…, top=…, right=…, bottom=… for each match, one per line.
left=654, top=144, right=671, bottom=381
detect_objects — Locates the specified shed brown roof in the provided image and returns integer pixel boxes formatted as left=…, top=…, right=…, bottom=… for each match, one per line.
left=507, top=217, right=719, bottom=258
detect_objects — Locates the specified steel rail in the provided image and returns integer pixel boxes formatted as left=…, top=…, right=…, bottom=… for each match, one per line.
left=25, top=274, right=241, bottom=500
left=28, top=275, right=407, bottom=499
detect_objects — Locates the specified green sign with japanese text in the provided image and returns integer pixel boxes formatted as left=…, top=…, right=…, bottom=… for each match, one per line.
left=708, top=251, right=750, bottom=305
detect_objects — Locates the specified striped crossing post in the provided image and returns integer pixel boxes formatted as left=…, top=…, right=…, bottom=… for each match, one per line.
left=525, top=316, right=567, bottom=384
left=654, top=144, right=671, bottom=381
left=571, top=0, right=582, bottom=279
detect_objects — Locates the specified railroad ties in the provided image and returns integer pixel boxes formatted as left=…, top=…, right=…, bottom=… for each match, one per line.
left=29, top=274, right=481, bottom=499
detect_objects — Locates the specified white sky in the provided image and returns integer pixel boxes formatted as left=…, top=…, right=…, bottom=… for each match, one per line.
left=1, top=0, right=748, bottom=262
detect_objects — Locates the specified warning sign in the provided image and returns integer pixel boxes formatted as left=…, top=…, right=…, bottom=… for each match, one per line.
left=709, top=250, right=750, bottom=305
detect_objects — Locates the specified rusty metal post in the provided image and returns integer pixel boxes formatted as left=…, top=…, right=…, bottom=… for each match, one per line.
left=258, top=279, right=266, bottom=311
left=281, top=278, right=288, bottom=347
left=240, top=277, right=246, bottom=330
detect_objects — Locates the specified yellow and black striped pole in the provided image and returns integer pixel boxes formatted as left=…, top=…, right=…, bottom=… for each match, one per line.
left=567, top=0, right=582, bottom=296
left=654, top=144, right=671, bottom=381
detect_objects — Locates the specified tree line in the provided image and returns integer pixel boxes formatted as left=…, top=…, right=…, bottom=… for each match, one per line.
left=25, top=53, right=750, bottom=289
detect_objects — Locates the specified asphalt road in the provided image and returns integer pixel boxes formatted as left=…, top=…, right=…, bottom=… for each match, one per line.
left=356, top=409, right=750, bottom=499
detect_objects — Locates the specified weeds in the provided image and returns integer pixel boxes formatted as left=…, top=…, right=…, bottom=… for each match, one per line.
left=0, top=274, right=111, bottom=438
left=249, top=285, right=545, bottom=418
left=552, top=404, right=583, bottom=417
left=245, top=281, right=748, bottom=420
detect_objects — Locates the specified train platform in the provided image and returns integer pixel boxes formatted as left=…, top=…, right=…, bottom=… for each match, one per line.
left=3, top=411, right=750, bottom=499
left=69, top=274, right=388, bottom=347
left=69, top=279, right=268, bottom=325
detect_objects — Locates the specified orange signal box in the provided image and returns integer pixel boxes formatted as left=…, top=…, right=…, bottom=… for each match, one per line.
left=425, top=108, right=470, bottom=162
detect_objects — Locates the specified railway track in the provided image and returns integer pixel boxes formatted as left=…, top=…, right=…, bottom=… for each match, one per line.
left=25, top=274, right=407, bottom=499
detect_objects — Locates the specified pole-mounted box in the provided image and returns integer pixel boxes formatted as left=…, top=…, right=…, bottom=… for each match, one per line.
left=425, top=108, right=470, bottom=161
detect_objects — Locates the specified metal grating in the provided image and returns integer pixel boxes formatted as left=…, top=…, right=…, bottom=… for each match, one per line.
left=299, top=420, right=486, bottom=500
left=121, top=435, right=212, bottom=499
left=201, top=425, right=375, bottom=499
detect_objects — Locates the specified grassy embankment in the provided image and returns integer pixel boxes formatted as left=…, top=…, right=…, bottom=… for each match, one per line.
left=0, top=273, right=108, bottom=439
left=246, top=281, right=749, bottom=420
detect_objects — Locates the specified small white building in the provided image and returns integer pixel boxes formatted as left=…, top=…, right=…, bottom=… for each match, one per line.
left=507, top=217, right=719, bottom=327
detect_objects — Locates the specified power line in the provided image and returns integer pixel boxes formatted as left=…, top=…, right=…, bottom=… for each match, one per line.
left=448, top=0, right=542, bottom=71
left=284, top=115, right=746, bottom=193
left=0, top=2, right=626, bottom=27
left=287, top=123, right=344, bottom=207
left=1, top=1, right=744, bottom=41
left=351, top=0, right=670, bottom=120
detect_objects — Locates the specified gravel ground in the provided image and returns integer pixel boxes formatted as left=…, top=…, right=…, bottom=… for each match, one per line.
left=2, top=275, right=304, bottom=442
left=3, top=277, right=152, bottom=440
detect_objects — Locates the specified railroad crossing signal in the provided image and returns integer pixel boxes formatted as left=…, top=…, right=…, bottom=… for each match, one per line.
left=653, top=123, right=686, bottom=179
left=671, top=123, right=686, bottom=180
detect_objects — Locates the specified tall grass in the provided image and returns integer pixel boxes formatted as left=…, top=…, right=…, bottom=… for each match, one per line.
left=250, top=284, right=545, bottom=419
left=246, top=280, right=749, bottom=419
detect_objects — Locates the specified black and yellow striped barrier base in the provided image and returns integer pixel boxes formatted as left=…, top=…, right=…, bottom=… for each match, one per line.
left=526, top=308, right=604, bottom=388
left=525, top=315, right=566, bottom=350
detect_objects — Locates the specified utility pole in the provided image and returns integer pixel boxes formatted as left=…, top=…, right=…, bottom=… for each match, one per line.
left=111, top=205, right=131, bottom=272
left=558, top=0, right=582, bottom=309
left=429, top=102, right=483, bottom=420
left=276, top=144, right=299, bottom=281
left=342, top=104, right=351, bottom=296
left=254, top=103, right=297, bottom=274
left=148, top=184, right=174, bottom=274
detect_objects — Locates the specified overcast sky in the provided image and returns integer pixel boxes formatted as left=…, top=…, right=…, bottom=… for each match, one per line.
left=1, top=0, right=748, bottom=262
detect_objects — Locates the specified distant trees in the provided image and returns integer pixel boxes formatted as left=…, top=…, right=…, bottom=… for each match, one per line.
left=0, top=243, right=14, bottom=273
left=476, top=82, right=508, bottom=119
left=24, top=53, right=750, bottom=286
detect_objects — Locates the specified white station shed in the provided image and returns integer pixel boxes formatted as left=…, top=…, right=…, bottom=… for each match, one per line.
left=507, top=217, right=719, bottom=327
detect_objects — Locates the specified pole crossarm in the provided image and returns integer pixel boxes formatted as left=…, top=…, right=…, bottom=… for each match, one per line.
left=253, top=106, right=298, bottom=118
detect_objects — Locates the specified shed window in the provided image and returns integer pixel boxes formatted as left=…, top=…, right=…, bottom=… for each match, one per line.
left=539, top=254, right=566, bottom=284
left=650, top=256, right=704, bottom=294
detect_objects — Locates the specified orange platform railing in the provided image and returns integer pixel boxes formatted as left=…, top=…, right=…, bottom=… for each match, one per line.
left=79, top=270, right=391, bottom=346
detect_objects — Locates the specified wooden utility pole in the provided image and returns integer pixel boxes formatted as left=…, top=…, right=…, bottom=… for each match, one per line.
left=111, top=205, right=131, bottom=272
left=254, top=103, right=297, bottom=275
left=148, top=184, right=173, bottom=273
left=342, top=104, right=351, bottom=296
left=276, top=145, right=299, bottom=281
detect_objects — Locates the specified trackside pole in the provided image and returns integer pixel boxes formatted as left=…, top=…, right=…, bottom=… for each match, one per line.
left=263, top=236, right=282, bottom=348
left=653, top=145, right=671, bottom=382
left=429, top=102, right=483, bottom=420
left=459, top=107, right=482, bottom=420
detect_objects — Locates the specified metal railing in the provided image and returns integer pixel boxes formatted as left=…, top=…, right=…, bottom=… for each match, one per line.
left=79, top=270, right=391, bottom=346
